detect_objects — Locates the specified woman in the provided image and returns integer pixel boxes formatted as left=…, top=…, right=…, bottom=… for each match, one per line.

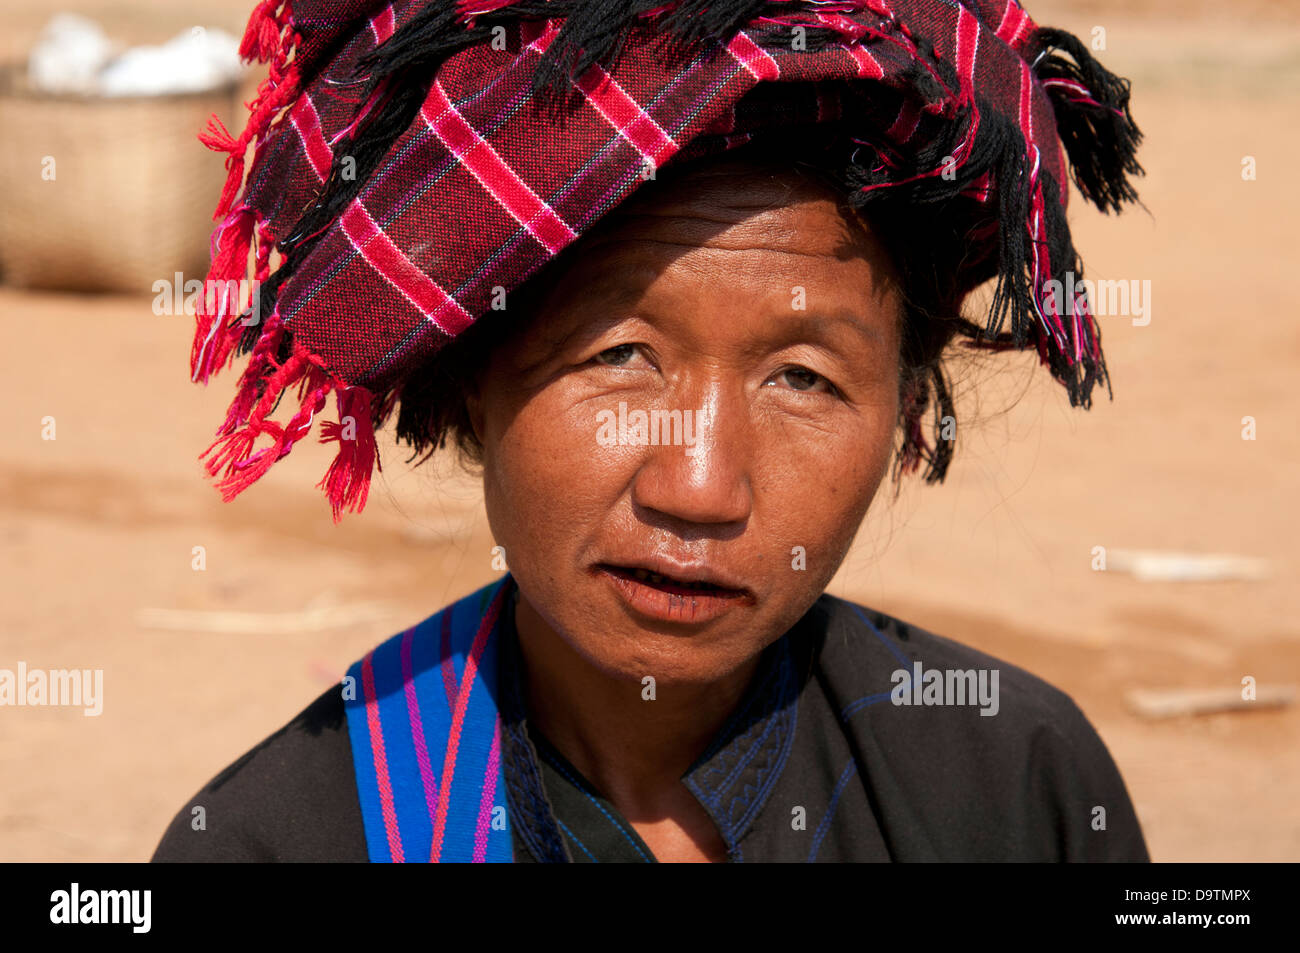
left=155, top=0, right=1147, bottom=862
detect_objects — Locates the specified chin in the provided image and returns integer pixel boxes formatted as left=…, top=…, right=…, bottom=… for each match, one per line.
left=576, top=628, right=763, bottom=687
left=568, top=593, right=778, bottom=681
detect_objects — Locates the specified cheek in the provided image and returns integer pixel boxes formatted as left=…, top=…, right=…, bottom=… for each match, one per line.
left=753, top=392, right=898, bottom=589
left=478, top=382, right=627, bottom=576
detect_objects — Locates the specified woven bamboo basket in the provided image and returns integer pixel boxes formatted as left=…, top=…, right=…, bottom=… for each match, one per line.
left=0, top=63, right=240, bottom=293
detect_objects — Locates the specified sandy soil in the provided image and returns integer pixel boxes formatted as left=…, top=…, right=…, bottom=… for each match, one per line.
left=1, top=1, right=1298, bottom=862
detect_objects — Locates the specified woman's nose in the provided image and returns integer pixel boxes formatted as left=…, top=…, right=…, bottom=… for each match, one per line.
left=628, top=390, right=752, bottom=529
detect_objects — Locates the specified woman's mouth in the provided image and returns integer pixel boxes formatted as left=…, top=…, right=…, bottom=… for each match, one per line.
left=595, top=563, right=753, bottom=624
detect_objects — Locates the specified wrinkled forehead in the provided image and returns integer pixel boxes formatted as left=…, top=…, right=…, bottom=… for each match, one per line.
left=592, top=152, right=877, bottom=259
left=517, top=154, right=905, bottom=330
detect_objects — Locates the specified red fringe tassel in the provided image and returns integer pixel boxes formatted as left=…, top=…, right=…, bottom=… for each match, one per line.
left=318, top=386, right=381, bottom=523
left=240, top=1, right=290, bottom=62
left=200, top=330, right=381, bottom=518
left=201, top=346, right=339, bottom=502
left=217, top=312, right=286, bottom=437
left=191, top=207, right=257, bottom=385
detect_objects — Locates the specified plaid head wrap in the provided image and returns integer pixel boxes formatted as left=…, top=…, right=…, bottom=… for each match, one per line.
left=192, top=0, right=1142, bottom=520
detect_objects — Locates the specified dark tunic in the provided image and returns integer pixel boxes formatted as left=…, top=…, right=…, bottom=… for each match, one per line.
left=151, top=592, right=1149, bottom=862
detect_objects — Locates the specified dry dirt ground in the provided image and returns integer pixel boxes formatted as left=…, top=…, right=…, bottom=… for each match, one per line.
left=1, top=1, right=1298, bottom=862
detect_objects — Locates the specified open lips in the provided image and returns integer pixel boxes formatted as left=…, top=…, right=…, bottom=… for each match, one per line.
left=598, top=564, right=752, bottom=600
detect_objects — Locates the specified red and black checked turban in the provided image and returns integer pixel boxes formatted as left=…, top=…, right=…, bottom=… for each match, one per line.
left=192, top=0, right=1142, bottom=520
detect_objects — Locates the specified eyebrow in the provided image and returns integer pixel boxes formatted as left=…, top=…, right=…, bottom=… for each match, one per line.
left=675, top=312, right=884, bottom=373
left=755, top=309, right=891, bottom=351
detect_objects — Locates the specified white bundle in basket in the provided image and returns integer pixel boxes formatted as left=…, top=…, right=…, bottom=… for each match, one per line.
left=27, top=14, right=112, bottom=95
left=27, top=14, right=244, bottom=97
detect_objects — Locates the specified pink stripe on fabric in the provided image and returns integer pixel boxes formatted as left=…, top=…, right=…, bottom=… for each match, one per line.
left=887, top=97, right=920, bottom=143
left=297, top=100, right=332, bottom=180
left=361, top=651, right=405, bottom=862
left=726, top=31, right=781, bottom=81
left=1024, top=145, right=1066, bottom=349
left=340, top=201, right=475, bottom=334
left=995, top=1, right=1016, bottom=37
left=996, top=1, right=1030, bottom=48
left=955, top=4, right=981, bottom=101
left=1018, top=61, right=1035, bottom=153
left=290, top=98, right=332, bottom=182
left=421, top=82, right=577, bottom=254
left=472, top=717, right=503, bottom=862
left=575, top=65, right=678, bottom=166
left=1041, top=78, right=1094, bottom=100
left=846, top=44, right=885, bottom=80
left=370, top=4, right=395, bottom=43
left=429, top=581, right=509, bottom=862
left=400, top=627, right=440, bottom=828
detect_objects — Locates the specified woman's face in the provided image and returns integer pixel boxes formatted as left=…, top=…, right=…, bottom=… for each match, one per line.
left=469, top=155, right=904, bottom=685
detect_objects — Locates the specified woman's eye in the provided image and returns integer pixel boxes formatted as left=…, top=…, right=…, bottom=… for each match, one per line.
left=769, top=365, right=838, bottom=395
left=593, top=343, right=641, bottom=367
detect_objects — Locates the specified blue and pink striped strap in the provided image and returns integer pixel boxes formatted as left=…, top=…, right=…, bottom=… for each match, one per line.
left=343, top=575, right=515, bottom=862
